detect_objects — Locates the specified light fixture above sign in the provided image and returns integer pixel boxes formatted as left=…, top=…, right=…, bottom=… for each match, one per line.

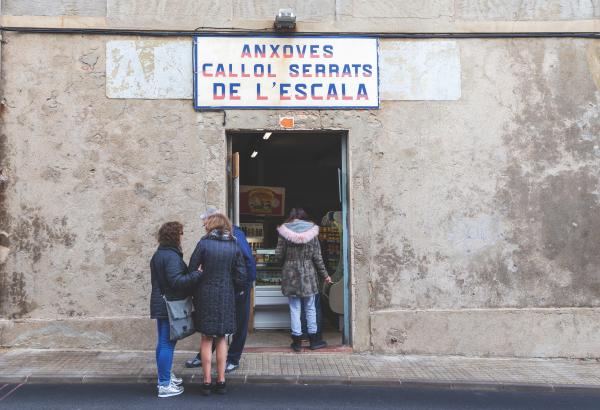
left=274, top=9, right=296, bottom=30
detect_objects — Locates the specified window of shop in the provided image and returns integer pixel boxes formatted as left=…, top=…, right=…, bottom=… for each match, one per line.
left=227, top=130, right=351, bottom=348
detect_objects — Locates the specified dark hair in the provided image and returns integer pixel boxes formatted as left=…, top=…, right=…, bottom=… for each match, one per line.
left=285, top=207, right=311, bottom=223
left=158, top=221, right=183, bottom=248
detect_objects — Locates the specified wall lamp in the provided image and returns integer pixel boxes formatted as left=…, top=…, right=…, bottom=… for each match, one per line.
left=274, top=9, right=296, bottom=30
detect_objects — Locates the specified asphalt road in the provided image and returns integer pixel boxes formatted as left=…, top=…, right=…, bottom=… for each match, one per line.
left=0, top=383, right=598, bottom=410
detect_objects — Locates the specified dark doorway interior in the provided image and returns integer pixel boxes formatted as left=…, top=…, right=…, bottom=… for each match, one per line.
left=229, top=131, right=345, bottom=348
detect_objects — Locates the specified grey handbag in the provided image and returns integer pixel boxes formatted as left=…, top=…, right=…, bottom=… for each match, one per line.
left=163, top=296, right=195, bottom=341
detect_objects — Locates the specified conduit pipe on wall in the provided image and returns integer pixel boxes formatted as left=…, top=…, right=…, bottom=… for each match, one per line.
left=0, top=26, right=599, bottom=39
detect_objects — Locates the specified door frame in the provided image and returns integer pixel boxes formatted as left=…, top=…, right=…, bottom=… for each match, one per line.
left=226, top=129, right=352, bottom=346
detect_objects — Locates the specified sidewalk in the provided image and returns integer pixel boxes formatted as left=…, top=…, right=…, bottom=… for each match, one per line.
left=2, top=348, right=600, bottom=393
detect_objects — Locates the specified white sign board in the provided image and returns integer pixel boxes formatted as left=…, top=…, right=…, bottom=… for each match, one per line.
left=106, top=40, right=193, bottom=99
left=193, top=36, right=379, bottom=109
left=380, top=40, right=461, bottom=101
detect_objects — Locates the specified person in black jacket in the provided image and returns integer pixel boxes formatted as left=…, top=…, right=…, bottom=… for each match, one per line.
left=188, top=213, right=246, bottom=395
left=150, top=221, right=202, bottom=398
left=185, top=206, right=257, bottom=373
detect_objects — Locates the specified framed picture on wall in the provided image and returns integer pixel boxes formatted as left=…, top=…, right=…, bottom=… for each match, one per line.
left=240, top=186, right=285, bottom=216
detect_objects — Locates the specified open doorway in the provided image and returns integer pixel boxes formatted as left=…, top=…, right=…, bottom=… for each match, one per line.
left=227, top=130, right=350, bottom=348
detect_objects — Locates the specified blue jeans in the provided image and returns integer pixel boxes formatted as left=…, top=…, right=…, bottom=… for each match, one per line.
left=227, top=286, right=251, bottom=366
left=289, top=295, right=317, bottom=336
left=155, top=319, right=176, bottom=386
left=301, top=293, right=322, bottom=335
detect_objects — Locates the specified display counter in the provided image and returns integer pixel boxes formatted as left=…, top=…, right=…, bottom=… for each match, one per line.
left=253, top=249, right=290, bottom=329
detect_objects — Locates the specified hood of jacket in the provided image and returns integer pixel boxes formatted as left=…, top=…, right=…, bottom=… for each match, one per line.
left=277, top=220, right=319, bottom=244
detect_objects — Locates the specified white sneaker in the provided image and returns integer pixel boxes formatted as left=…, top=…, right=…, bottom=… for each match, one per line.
left=158, top=383, right=184, bottom=398
left=225, top=362, right=239, bottom=373
left=171, top=372, right=183, bottom=386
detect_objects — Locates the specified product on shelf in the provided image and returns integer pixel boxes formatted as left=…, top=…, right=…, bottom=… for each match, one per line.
left=255, top=248, right=281, bottom=286
left=240, top=222, right=264, bottom=238
left=319, top=225, right=341, bottom=275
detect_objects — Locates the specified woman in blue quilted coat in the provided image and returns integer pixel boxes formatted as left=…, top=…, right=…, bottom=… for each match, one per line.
left=189, top=213, right=247, bottom=395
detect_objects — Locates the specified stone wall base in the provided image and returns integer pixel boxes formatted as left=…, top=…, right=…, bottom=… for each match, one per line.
left=2, top=308, right=599, bottom=358
left=0, top=317, right=199, bottom=351
left=370, top=308, right=600, bottom=358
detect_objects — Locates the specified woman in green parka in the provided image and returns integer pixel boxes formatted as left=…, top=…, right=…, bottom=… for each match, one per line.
left=275, top=208, right=332, bottom=351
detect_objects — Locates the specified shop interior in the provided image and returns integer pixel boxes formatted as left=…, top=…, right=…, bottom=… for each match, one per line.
left=229, top=131, right=346, bottom=347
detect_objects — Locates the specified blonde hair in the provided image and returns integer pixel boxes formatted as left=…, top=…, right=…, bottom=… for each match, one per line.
left=204, top=213, right=232, bottom=233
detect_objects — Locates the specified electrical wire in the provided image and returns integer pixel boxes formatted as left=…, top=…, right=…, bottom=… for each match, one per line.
left=0, top=26, right=598, bottom=39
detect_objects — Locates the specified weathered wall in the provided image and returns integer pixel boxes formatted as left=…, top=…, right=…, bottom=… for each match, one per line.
left=1, top=0, right=599, bottom=32
left=368, top=38, right=600, bottom=356
left=0, top=34, right=226, bottom=348
left=0, top=30, right=599, bottom=357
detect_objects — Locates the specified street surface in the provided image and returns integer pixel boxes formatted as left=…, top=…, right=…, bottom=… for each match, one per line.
left=0, top=383, right=597, bottom=410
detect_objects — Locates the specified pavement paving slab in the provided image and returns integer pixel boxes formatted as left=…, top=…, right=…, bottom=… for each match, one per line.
left=2, top=348, right=600, bottom=393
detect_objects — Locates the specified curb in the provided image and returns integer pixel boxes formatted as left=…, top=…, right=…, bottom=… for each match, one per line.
left=2, top=374, right=600, bottom=394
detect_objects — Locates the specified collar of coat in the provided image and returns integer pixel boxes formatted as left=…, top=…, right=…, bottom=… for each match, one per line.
left=205, top=229, right=235, bottom=241
left=158, top=245, right=183, bottom=256
left=277, top=223, right=320, bottom=244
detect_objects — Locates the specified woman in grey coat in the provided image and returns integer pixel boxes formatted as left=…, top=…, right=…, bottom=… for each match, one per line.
left=189, top=213, right=246, bottom=395
left=276, top=208, right=332, bottom=351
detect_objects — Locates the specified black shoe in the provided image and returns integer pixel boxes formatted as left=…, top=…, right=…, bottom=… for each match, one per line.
left=309, top=333, right=327, bottom=350
left=300, top=333, right=309, bottom=341
left=290, top=335, right=302, bottom=352
left=213, top=381, right=227, bottom=395
left=185, top=353, right=201, bottom=368
left=201, top=382, right=212, bottom=396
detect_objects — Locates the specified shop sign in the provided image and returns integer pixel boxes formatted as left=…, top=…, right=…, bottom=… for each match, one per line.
left=193, top=36, right=379, bottom=109
left=240, top=186, right=285, bottom=216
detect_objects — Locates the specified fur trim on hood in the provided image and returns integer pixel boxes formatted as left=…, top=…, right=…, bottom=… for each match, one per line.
left=277, top=222, right=319, bottom=244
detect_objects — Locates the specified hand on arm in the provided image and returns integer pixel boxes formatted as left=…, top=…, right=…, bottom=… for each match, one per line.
left=188, top=242, right=203, bottom=272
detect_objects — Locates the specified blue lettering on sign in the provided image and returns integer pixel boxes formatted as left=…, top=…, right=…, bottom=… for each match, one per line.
left=311, top=84, right=323, bottom=100
left=295, top=84, right=307, bottom=100
left=254, top=44, right=266, bottom=58
left=357, top=83, right=368, bottom=100
left=327, top=84, right=338, bottom=100
left=280, top=83, right=291, bottom=100
left=283, top=45, right=294, bottom=58
left=254, top=64, right=265, bottom=77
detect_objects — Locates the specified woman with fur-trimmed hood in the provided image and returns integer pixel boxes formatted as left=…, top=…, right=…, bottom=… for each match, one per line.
left=276, top=208, right=332, bottom=351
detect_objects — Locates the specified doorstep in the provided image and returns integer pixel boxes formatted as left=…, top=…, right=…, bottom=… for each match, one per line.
left=244, top=345, right=352, bottom=353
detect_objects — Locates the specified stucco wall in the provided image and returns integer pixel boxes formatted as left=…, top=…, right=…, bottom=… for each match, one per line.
left=369, top=38, right=600, bottom=356
left=0, top=33, right=227, bottom=349
left=0, top=30, right=599, bottom=357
